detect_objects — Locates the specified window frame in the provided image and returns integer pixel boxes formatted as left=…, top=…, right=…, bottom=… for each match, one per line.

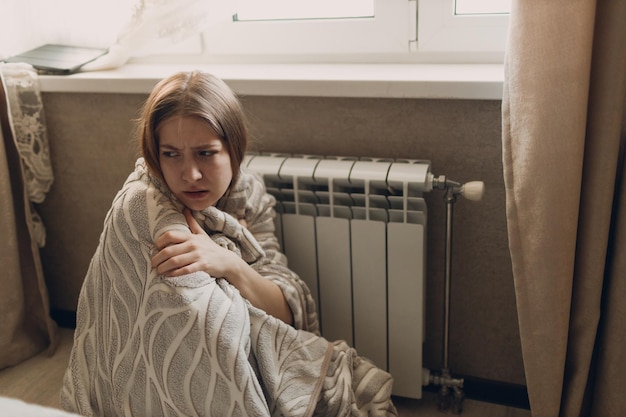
left=198, top=0, right=415, bottom=60
left=185, top=0, right=509, bottom=64
left=416, top=0, right=510, bottom=54
left=2, top=0, right=510, bottom=66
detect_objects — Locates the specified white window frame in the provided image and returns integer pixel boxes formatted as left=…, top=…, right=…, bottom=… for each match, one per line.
left=416, top=0, right=509, bottom=54
left=2, top=0, right=510, bottom=65
left=189, top=0, right=508, bottom=64
left=199, top=0, right=415, bottom=60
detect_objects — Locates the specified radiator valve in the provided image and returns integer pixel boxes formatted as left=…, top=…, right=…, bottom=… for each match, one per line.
left=431, top=174, right=484, bottom=202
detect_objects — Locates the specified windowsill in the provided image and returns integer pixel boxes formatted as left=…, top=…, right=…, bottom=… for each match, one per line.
left=38, top=63, right=504, bottom=100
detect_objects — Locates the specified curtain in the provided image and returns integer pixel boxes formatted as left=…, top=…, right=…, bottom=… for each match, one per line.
left=82, top=0, right=210, bottom=71
left=0, top=63, right=57, bottom=369
left=502, top=0, right=626, bottom=416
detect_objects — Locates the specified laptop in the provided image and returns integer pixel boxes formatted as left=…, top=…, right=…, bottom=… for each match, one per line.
left=2, top=44, right=108, bottom=75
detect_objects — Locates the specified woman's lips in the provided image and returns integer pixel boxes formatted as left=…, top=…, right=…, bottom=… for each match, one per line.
left=183, top=190, right=209, bottom=199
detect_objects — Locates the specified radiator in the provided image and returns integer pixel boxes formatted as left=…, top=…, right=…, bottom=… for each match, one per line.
left=244, top=153, right=432, bottom=399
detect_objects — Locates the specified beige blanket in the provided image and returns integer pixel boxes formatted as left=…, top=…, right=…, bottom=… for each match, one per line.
left=61, top=159, right=397, bottom=416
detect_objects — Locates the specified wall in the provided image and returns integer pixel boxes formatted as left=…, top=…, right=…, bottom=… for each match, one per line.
left=38, top=92, right=524, bottom=387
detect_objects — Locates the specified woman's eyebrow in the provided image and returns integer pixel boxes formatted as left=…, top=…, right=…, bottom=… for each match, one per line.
left=159, top=143, right=180, bottom=151
left=198, top=142, right=222, bottom=149
left=159, top=142, right=222, bottom=151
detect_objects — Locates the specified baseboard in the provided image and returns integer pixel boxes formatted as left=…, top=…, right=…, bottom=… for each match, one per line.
left=50, top=309, right=530, bottom=410
left=423, top=374, right=530, bottom=410
left=51, top=308, right=76, bottom=329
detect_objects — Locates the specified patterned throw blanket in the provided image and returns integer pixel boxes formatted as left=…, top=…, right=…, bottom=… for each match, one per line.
left=61, top=159, right=397, bottom=417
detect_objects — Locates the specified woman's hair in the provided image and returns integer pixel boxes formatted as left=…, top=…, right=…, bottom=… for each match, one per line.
left=137, top=71, right=248, bottom=186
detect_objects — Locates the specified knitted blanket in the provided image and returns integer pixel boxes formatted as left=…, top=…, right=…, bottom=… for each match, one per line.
left=61, top=159, right=397, bottom=417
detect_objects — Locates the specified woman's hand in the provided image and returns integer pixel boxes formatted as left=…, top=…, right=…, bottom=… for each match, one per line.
left=151, top=208, right=240, bottom=278
left=152, top=208, right=293, bottom=325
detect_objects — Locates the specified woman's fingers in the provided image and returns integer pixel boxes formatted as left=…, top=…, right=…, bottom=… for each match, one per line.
left=155, top=229, right=187, bottom=250
left=154, top=209, right=203, bottom=251
left=154, top=252, right=196, bottom=276
left=151, top=233, right=189, bottom=269
left=152, top=210, right=228, bottom=277
left=184, top=208, right=206, bottom=235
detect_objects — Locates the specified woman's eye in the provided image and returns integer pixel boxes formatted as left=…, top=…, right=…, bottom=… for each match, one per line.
left=199, top=150, right=216, bottom=157
left=161, top=151, right=179, bottom=158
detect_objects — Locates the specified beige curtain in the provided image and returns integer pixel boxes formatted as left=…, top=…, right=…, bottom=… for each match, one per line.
left=502, top=0, right=626, bottom=416
left=0, top=65, right=57, bottom=370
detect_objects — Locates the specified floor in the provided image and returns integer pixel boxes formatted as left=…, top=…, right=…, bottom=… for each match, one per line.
left=0, top=327, right=531, bottom=417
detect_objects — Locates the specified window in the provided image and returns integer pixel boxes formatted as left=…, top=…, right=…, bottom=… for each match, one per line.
left=195, top=0, right=509, bottom=64
left=200, top=0, right=414, bottom=60
left=0, top=0, right=511, bottom=65
left=417, top=0, right=511, bottom=56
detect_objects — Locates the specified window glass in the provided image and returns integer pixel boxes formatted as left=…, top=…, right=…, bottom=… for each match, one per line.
left=417, top=0, right=509, bottom=56
left=200, top=0, right=412, bottom=59
left=199, top=0, right=509, bottom=63
left=234, top=0, right=374, bottom=21
left=455, top=0, right=511, bottom=15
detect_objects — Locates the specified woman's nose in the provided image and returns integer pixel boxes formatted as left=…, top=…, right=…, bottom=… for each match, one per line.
left=182, top=160, right=202, bottom=182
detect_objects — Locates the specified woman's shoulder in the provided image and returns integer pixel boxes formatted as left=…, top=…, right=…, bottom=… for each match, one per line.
left=107, top=158, right=183, bottom=230
left=236, top=169, right=266, bottom=192
left=219, top=169, right=274, bottom=219
left=225, top=169, right=267, bottom=202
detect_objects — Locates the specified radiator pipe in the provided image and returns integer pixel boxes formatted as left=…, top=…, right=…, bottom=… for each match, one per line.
left=430, top=175, right=467, bottom=414
left=427, top=176, right=484, bottom=413
left=431, top=176, right=461, bottom=372
left=443, top=184, right=457, bottom=371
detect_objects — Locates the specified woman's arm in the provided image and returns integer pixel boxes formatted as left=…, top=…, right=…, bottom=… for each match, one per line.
left=152, top=209, right=293, bottom=325
left=239, top=173, right=320, bottom=333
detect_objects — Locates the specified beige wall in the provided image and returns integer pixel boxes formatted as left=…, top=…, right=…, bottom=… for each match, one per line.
left=39, top=92, right=524, bottom=386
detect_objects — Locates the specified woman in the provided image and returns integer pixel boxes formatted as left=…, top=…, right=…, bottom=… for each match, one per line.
left=141, top=71, right=303, bottom=328
left=61, top=71, right=396, bottom=416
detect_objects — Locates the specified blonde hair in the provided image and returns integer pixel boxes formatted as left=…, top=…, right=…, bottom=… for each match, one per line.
left=137, top=71, right=247, bottom=186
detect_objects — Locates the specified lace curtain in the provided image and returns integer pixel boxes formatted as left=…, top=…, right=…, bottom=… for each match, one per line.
left=0, top=63, right=57, bottom=370
left=1, top=63, right=53, bottom=246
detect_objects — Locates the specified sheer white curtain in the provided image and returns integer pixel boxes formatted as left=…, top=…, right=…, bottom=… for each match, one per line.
left=0, top=0, right=209, bottom=70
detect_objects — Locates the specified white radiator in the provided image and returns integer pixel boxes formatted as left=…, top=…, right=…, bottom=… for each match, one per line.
left=244, top=153, right=432, bottom=399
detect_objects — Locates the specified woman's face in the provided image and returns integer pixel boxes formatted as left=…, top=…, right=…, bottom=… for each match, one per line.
left=157, top=115, right=232, bottom=211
